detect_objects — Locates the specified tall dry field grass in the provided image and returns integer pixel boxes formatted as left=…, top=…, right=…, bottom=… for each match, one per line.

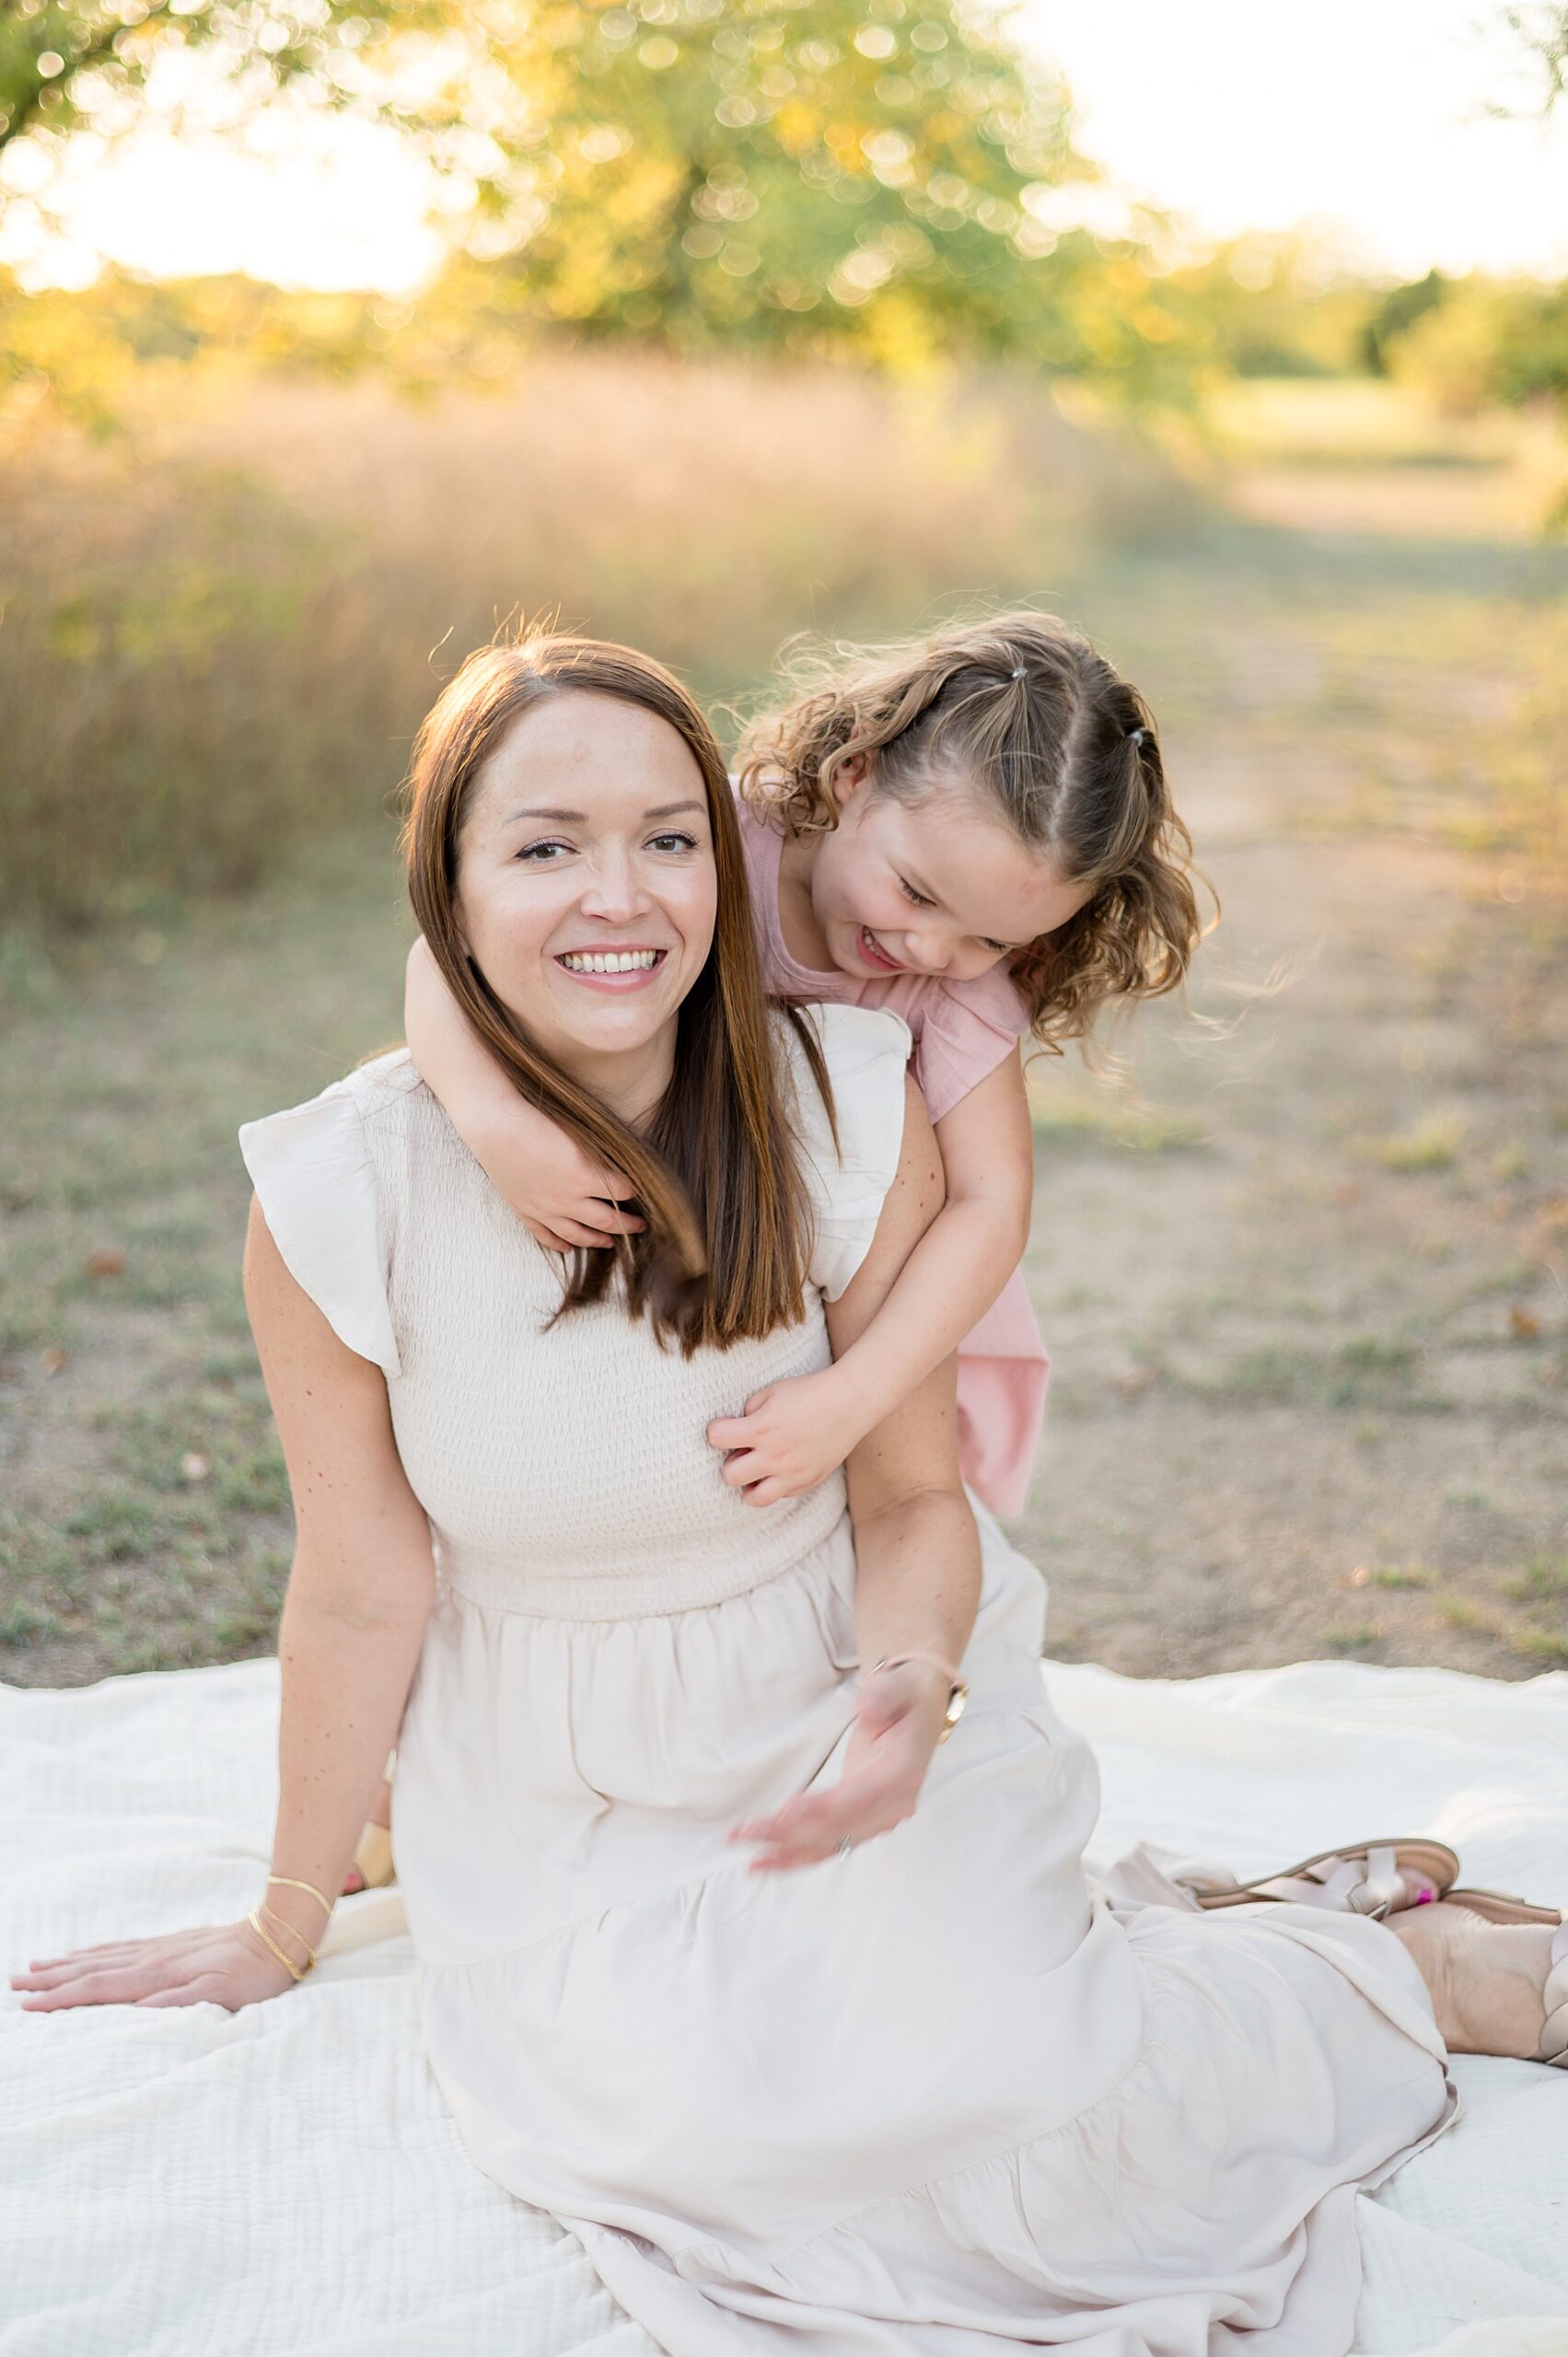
left=0, top=352, right=1193, bottom=926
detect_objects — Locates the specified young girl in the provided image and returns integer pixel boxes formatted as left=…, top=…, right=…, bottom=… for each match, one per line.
left=408, top=608, right=1200, bottom=1499
left=341, top=609, right=1201, bottom=1891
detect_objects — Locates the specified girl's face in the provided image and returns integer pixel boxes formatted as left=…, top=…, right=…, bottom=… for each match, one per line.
left=455, top=691, right=717, bottom=1120
left=809, top=761, right=1095, bottom=985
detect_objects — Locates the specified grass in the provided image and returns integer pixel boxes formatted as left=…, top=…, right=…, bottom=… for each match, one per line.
left=1368, top=1115, right=1467, bottom=1174
left=1197, top=1336, right=1446, bottom=1412
left=1028, top=1088, right=1208, bottom=1155
left=0, top=835, right=411, bottom=1681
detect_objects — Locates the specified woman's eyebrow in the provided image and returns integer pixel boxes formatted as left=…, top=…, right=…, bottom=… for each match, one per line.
left=504, top=799, right=706, bottom=825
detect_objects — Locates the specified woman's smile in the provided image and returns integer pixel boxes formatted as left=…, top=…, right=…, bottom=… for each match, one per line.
left=553, top=944, right=670, bottom=991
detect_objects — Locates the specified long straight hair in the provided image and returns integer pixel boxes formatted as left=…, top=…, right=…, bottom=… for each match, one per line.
left=401, top=630, right=827, bottom=1353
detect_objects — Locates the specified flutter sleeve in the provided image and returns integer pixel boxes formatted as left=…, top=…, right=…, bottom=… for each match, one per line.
left=782, top=1003, right=913, bottom=1301
left=911, top=973, right=1029, bottom=1127
left=238, top=1074, right=401, bottom=1377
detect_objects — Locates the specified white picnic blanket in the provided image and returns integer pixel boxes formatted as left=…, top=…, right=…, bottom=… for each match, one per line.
left=3, top=1654, right=1566, bottom=2357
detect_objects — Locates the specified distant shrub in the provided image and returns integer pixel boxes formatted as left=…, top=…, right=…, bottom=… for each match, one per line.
left=0, top=352, right=1200, bottom=925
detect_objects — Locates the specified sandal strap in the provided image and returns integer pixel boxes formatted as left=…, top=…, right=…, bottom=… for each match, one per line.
left=1251, top=1846, right=1406, bottom=1919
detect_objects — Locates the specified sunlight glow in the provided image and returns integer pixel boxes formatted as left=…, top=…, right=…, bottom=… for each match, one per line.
left=3, top=0, right=1564, bottom=292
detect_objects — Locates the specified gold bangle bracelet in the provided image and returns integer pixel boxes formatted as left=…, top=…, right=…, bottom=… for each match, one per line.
left=870, top=1652, right=970, bottom=1743
left=266, top=1873, right=333, bottom=1923
left=247, top=1907, right=310, bottom=1984
left=258, top=1903, right=318, bottom=1970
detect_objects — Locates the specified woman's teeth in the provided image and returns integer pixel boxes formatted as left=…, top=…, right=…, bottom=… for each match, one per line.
left=559, top=950, right=662, bottom=975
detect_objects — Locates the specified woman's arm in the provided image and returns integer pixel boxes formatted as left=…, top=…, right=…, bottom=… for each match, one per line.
left=730, top=1077, right=983, bottom=1873
left=245, top=1197, right=437, bottom=1958
left=708, top=1051, right=1032, bottom=1504
left=405, top=936, right=644, bottom=1254
left=11, top=1204, right=436, bottom=2012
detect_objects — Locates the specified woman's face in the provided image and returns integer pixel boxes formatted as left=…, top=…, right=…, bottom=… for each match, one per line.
left=455, top=691, right=717, bottom=1120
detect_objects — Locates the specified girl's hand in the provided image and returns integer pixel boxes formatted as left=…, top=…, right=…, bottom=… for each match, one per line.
left=727, top=1659, right=947, bottom=1871
left=707, top=1368, right=868, bottom=1506
left=10, top=1918, right=300, bottom=2014
left=477, top=1116, right=645, bottom=1256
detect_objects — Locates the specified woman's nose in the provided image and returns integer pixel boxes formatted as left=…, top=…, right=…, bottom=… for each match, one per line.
left=578, top=853, right=648, bottom=922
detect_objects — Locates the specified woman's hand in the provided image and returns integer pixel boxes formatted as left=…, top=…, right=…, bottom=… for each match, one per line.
left=728, top=1659, right=948, bottom=1871
left=707, top=1367, right=870, bottom=1507
left=10, top=1917, right=300, bottom=2014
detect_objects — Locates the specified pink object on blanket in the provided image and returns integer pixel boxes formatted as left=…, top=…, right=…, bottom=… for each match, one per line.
left=739, top=802, right=1049, bottom=1517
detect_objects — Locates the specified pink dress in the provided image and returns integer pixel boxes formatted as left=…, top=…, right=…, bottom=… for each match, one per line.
left=739, top=804, right=1048, bottom=1517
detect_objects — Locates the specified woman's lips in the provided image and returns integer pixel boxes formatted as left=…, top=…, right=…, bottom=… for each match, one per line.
left=857, top=925, right=903, bottom=973
left=554, top=947, right=669, bottom=993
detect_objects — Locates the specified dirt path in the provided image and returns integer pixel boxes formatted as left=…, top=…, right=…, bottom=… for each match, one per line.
left=2, top=532, right=1563, bottom=1686
left=1015, top=544, right=1567, bottom=1676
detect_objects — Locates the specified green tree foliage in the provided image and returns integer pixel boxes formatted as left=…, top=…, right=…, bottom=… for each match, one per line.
left=1, top=0, right=1191, bottom=391
left=1377, top=273, right=1568, bottom=418
left=1497, top=6, right=1567, bottom=110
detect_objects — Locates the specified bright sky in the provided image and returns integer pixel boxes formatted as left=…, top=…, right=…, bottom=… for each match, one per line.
left=3, top=0, right=1565, bottom=290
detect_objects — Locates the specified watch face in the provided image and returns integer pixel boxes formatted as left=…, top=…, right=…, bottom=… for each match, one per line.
left=945, top=1684, right=967, bottom=1728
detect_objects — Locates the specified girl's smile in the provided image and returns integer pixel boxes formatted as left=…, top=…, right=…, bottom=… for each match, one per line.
left=786, top=763, right=1098, bottom=987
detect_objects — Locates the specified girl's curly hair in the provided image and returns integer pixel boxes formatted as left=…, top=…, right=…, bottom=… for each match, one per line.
left=738, top=610, right=1208, bottom=1053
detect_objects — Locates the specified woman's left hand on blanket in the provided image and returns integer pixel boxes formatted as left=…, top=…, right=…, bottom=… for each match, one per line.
left=11, top=1918, right=301, bottom=2012
left=707, top=1368, right=865, bottom=1506
left=727, top=1659, right=947, bottom=1871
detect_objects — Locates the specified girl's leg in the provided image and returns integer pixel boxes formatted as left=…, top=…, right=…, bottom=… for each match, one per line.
left=1391, top=1901, right=1557, bottom=2058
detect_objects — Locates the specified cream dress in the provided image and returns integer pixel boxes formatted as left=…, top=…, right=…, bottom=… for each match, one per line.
left=239, top=1005, right=1455, bottom=2357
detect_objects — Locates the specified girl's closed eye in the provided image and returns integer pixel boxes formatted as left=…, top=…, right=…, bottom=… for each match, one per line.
left=899, top=873, right=1009, bottom=958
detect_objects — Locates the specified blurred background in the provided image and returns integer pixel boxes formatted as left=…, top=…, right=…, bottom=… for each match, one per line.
left=1, top=0, right=1564, bottom=1689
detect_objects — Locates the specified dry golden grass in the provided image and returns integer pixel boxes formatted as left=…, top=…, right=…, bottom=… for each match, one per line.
left=0, top=351, right=1193, bottom=926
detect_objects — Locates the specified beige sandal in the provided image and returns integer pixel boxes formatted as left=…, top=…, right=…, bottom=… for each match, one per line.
left=343, top=1819, right=396, bottom=1896
left=1181, top=1837, right=1459, bottom=1921
left=1445, top=1886, right=1568, bottom=2067
left=341, top=1751, right=398, bottom=1896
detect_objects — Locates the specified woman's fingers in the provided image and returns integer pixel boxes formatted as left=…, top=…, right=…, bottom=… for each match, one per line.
left=135, top=1974, right=231, bottom=2010
left=13, top=1922, right=288, bottom=2013
left=18, top=1956, right=185, bottom=2008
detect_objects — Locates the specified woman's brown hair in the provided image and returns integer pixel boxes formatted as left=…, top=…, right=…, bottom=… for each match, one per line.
left=402, top=630, right=826, bottom=1354
left=738, top=610, right=1207, bottom=1052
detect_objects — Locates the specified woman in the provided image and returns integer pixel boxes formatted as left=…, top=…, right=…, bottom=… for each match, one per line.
left=16, top=635, right=1563, bottom=2357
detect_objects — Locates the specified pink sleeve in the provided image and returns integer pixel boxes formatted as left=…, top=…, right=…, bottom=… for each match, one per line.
left=911, top=980, right=1028, bottom=1125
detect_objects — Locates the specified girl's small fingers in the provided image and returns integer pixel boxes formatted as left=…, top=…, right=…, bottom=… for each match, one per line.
left=551, top=1221, right=619, bottom=1251
left=527, top=1224, right=577, bottom=1255
left=741, top=1477, right=791, bottom=1509
left=586, top=1203, right=645, bottom=1235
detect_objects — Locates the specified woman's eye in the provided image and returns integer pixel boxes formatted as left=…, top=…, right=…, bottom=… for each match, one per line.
left=648, top=831, right=698, bottom=854
left=517, top=840, right=571, bottom=863
left=981, top=939, right=1010, bottom=957
left=899, top=877, right=935, bottom=910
